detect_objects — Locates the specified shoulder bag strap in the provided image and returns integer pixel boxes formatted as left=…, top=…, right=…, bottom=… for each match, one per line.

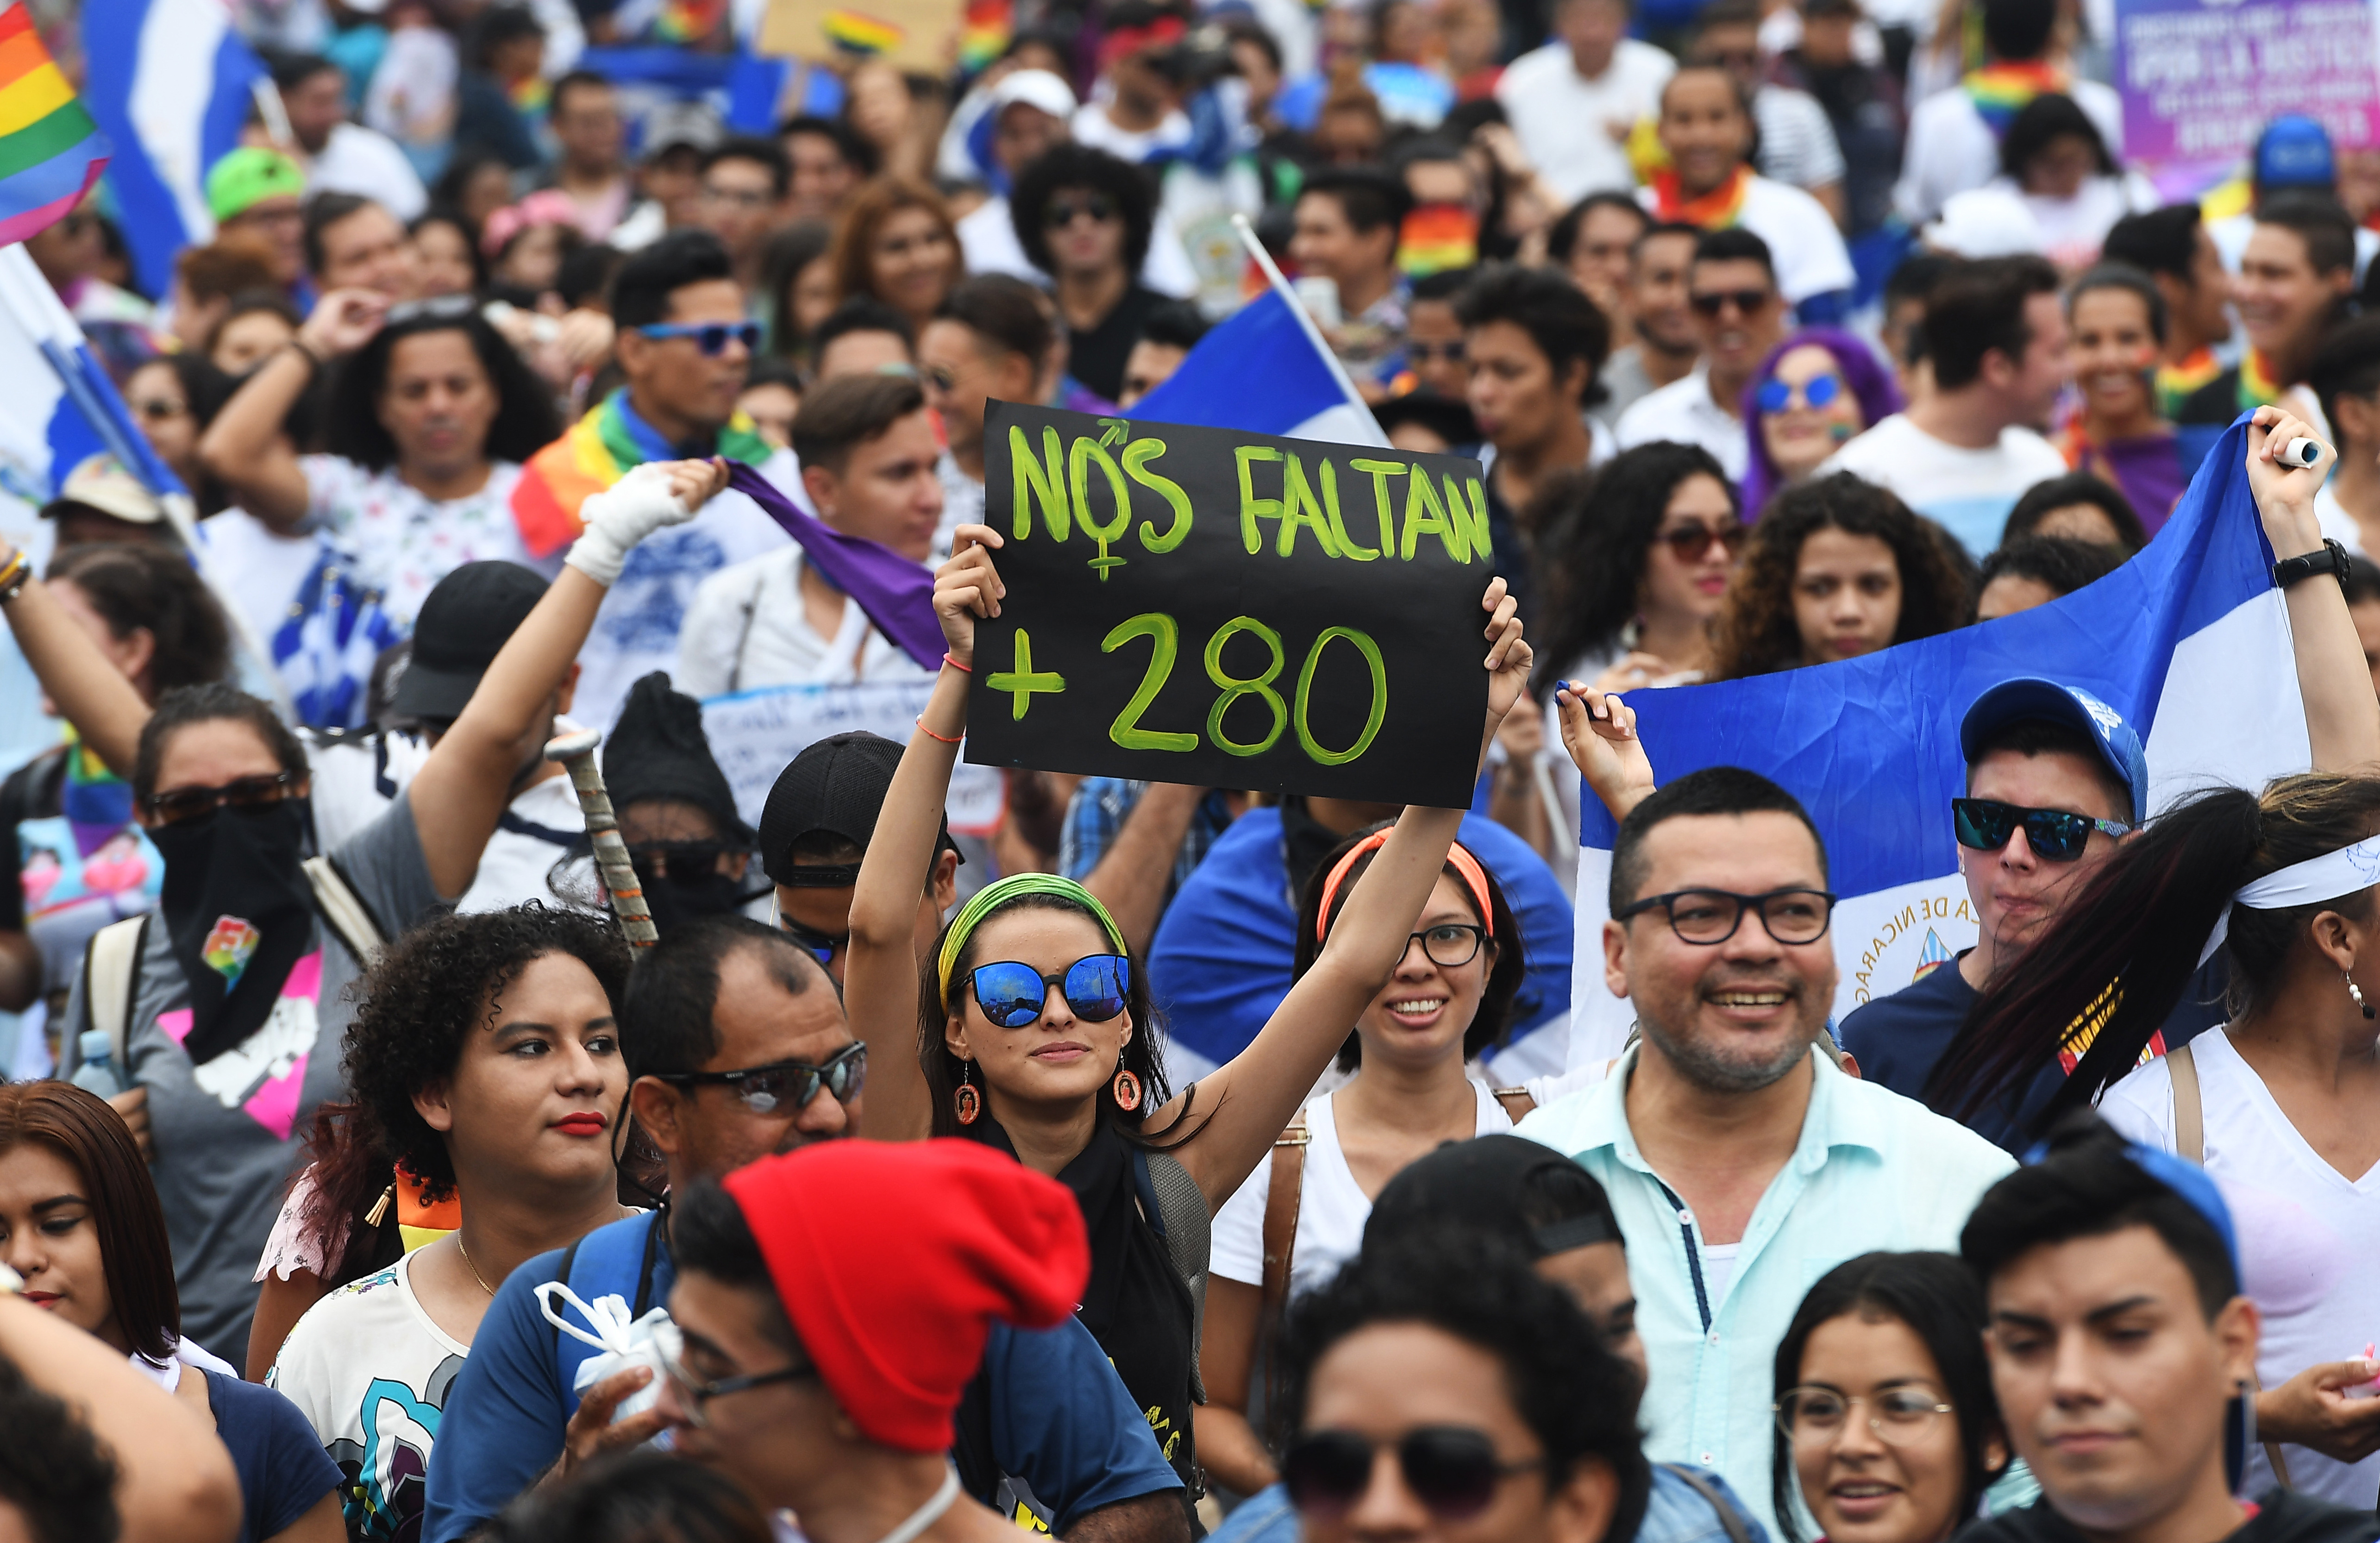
left=1259, top=1110, right=1310, bottom=1440
left=85, top=914, right=150, bottom=1077
left=1657, top=1465, right=1751, bottom=1543
left=1141, top=1149, right=1212, bottom=1404
left=2168, top=1043, right=2293, bottom=1487
left=304, top=854, right=388, bottom=962
left=1492, top=1087, right=1535, bottom=1123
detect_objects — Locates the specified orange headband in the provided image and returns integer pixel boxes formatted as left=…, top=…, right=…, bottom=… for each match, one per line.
left=1315, top=833, right=1495, bottom=944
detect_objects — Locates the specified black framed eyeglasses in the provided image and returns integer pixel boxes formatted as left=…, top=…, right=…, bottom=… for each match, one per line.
left=1400, top=923, right=1489, bottom=968
left=777, top=914, right=849, bottom=967
left=1616, top=888, right=1836, bottom=945
left=652, top=1041, right=866, bottom=1113
left=655, top=1321, right=818, bottom=1429
left=1283, top=1427, right=1545, bottom=1520
left=143, top=771, right=299, bottom=826
left=1951, top=797, right=2129, bottom=863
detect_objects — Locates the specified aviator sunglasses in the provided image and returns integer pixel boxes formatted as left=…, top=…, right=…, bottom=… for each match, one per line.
left=971, top=955, right=1131, bottom=1028
left=1283, top=1427, right=1545, bottom=1520
left=1951, top=797, right=2130, bottom=862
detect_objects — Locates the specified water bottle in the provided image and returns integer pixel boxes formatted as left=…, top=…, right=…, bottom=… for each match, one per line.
left=68, top=1029, right=122, bottom=1098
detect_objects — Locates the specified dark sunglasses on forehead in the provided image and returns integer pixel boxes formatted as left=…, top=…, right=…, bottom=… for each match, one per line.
left=1951, top=797, right=2130, bottom=862
left=1690, top=288, right=1774, bottom=317
left=1756, top=372, right=1845, bottom=414
left=651, top=1041, right=867, bottom=1114
left=1657, top=520, right=1746, bottom=560
left=1284, top=1427, right=1546, bottom=1521
left=971, top=955, right=1131, bottom=1029
left=144, top=772, right=298, bottom=825
left=636, top=320, right=762, bottom=357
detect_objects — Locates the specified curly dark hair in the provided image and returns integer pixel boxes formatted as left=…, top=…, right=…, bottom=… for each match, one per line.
left=324, top=307, right=561, bottom=473
left=1709, top=473, right=1973, bottom=679
left=1010, top=144, right=1157, bottom=279
left=339, top=903, right=632, bottom=1204
left=1292, top=822, right=1524, bottom=1072
left=1529, top=442, right=1736, bottom=698
left=46, top=543, right=233, bottom=696
left=0, top=1360, right=120, bottom=1543
left=921, top=892, right=1183, bottom=1143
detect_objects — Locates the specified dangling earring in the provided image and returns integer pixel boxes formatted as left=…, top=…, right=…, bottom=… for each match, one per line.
left=1112, top=1057, right=1143, bottom=1113
left=954, top=1059, right=982, bottom=1124
left=2349, top=972, right=2376, bottom=1021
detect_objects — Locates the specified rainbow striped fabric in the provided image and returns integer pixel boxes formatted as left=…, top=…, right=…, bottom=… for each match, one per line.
left=823, top=7, right=907, bottom=53
left=960, top=0, right=1013, bottom=74
left=511, top=389, right=774, bottom=557
left=1962, top=60, right=2065, bottom=137
left=0, top=5, right=108, bottom=246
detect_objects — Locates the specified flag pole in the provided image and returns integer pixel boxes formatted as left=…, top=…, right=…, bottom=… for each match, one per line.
left=1228, top=213, right=1390, bottom=447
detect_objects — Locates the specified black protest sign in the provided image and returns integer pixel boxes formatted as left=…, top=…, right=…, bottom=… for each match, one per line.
left=966, top=402, right=1493, bottom=809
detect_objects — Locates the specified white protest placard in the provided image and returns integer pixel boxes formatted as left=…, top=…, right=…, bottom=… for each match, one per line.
left=701, top=680, right=1006, bottom=836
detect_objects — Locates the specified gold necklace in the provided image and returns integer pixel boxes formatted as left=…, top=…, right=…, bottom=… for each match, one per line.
left=455, top=1235, right=495, bottom=1297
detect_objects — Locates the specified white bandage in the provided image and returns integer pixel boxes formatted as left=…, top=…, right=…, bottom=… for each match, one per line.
left=564, top=461, right=697, bottom=586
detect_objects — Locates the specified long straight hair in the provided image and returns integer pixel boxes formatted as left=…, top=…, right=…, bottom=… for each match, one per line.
left=1926, top=774, right=2380, bottom=1137
left=0, top=1083, right=178, bottom=1362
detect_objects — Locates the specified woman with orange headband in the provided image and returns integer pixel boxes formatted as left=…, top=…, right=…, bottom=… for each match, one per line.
left=1196, top=823, right=1529, bottom=1494
left=841, top=522, right=1533, bottom=1503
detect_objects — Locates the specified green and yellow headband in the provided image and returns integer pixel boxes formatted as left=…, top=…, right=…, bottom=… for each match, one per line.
left=936, top=873, right=1130, bottom=997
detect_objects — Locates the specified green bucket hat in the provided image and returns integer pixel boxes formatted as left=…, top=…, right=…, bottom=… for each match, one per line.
left=205, top=147, right=306, bottom=222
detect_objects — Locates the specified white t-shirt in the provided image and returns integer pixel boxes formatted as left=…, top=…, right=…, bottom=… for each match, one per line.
left=2317, top=483, right=2372, bottom=558
left=1070, top=101, right=1193, bottom=163
left=1615, top=365, right=1749, bottom=483
left=675, top=545, right=936, bottom=699
left=267, top=1249, right=470, bottom=1536
left=298, top=458, right=546, bottom=628
left=197, top=509, right=328, bottom=655
left=1211, top=1081, right=1515, bottom=1303
left=1894, top=77, right=2123, bottom=226
left=1818, top=413, right=2068, bottom=557
left=309, top=123, right=429, bottom=223
left=2100, top=1030, right=2380, bottom=1507
left=1496, top=39, right=1677, bottom=205
left=953, top=196, right=1200, bottom=300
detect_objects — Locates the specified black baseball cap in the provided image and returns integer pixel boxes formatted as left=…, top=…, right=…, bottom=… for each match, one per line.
left=388, top=561, right=550, bottom=721
left=759, top=731, right=960, bottom=887
left=1364, top=1135, right=1622, bottom=1259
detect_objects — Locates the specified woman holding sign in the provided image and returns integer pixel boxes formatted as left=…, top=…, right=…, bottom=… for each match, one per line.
left=842, top=523, right=1532, bottom=1498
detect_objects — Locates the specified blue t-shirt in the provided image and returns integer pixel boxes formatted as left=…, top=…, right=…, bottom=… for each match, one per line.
left=1209, top=1465, right=1769, bottom=1543
left=422, top=1211, right=1182, bottom=1543
left=1145, top=809, right=1574, bottom=1075
left=1839, top=949, right=2225, bottom=1152
left=202, top=1369, right=343, bottom=1543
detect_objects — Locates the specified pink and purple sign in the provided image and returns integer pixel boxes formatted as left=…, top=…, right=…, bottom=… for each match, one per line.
left=2115, top=0, right=2380, bottom=196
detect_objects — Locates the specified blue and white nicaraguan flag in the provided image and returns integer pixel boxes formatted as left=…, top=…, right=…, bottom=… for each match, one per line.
left=1130, top=284, right=1388, bottom=448
left=1567, top=419, right=2315, bottom=1067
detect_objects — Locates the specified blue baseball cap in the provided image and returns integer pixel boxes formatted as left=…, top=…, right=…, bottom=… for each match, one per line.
left=1959, top=677, right=2149, bottom=825
left=2255, top=115, right=2336, bottom=190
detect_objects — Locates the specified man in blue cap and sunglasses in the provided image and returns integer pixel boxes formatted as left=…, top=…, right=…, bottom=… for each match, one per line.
left=1841, top=678, right=2228, bottom=1150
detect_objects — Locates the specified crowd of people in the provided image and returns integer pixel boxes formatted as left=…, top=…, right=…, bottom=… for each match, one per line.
left=12, top=0, right=2380, bottom=1535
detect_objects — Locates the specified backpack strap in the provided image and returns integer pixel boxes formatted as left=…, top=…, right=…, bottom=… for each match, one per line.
left=1139, top=1148, right=1211, bottom=1404
left=1492, top=1087, right=1535, bottom=1123
left=304, top=854, right=386, bottom=963
left=84, top=914, right=150, bottom=1080
left=557, top=1215, right=663, bottom=1415
left=2165, top=1043, right=2292, bottom=1487
left=1259, top=1109, right=1310, bottom=1435
left=1658, top=1465, right=1751, bottom=1543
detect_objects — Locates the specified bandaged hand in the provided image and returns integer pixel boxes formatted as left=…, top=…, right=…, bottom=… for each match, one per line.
left=564, top=460, right=716, bottom=586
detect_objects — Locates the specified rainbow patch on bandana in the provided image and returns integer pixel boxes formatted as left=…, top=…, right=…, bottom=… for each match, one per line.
left=203, top=915, right=261, bottom=986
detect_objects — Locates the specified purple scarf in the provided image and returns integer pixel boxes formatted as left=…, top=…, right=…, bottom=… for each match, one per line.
left=726, top=462, right=947, bottom=671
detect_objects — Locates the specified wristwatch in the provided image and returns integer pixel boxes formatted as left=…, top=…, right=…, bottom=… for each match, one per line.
left=2273, top=538, right=2351, bottom=596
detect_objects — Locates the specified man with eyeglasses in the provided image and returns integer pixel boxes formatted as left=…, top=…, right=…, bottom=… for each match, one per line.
left=1615, top=228, right=1786, bottom=483
left=1516, top=764, right=2013, bottom=1539
left=696, top=138, right=791, bottom=300
left=424, top=916, right=1189, bottom=1543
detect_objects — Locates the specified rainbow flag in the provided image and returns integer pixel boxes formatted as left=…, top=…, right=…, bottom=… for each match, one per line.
left=1397, top=203, right=1477, bottom=276
left=823, top=7, right=907, bottom=53
left=511, top=389, right=774, bottom=558
left=959, top=0, right=1012, bottom=74
left=0, top=5, right=108, bottom=246
left=1963, top=60, right=2065, bottom=137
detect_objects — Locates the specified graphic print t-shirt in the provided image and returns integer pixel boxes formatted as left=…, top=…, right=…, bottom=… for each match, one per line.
left=269, top=1249, right=470, bottom=1542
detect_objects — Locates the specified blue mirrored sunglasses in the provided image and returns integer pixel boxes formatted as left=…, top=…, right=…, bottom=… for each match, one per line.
left=1756, top=372, right=1845, bottom=414
left=971, top=955, right=1131, bottom=1029
left=637, top=320, right=761, bottom=356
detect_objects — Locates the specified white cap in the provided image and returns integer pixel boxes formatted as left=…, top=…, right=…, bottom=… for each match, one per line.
left=990, top=69, right=1078, bottom=123
left=46, top=454, right=165, bottom=526
left=1923, top=187, right=2045, bottom=259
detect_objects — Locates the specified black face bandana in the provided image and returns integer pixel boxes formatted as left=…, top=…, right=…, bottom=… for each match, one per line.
left=631, top=858, right=769, bottom=932
left=147, top=801, right=317, bottom=1066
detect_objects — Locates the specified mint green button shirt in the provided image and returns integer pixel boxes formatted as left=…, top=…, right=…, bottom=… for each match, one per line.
left=1515, top=1045, right=2017, bottom=1542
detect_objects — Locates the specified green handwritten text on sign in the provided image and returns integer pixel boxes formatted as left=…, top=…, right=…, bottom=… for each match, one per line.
left=968, top=403, right=1493, bottom=808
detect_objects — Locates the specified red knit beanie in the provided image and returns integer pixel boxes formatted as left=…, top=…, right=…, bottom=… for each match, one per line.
left=720, top=1138, right=1090, bottom=1452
